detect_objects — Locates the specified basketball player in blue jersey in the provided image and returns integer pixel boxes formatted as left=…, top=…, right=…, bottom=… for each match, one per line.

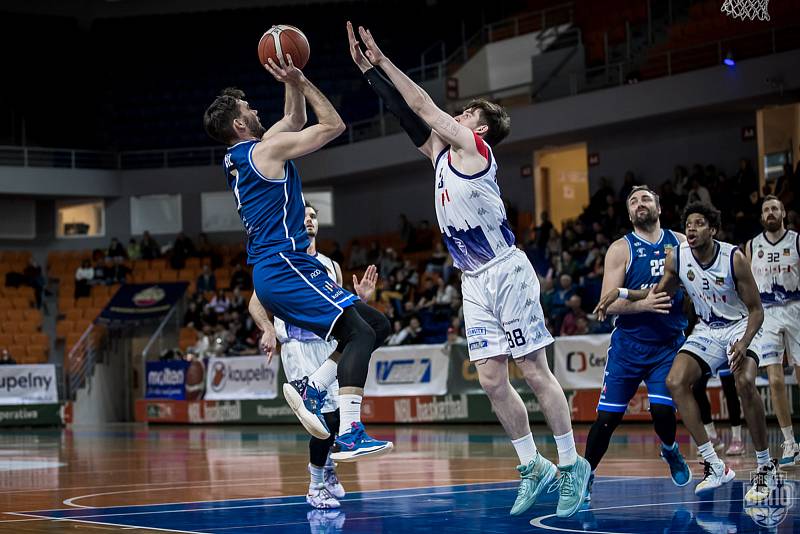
left=203, top=55, right=392, bottom=461
left=583, top=186, right=691, bottom=501
left=348, top=23, right=591, bottom=518
left=596, top=203, right=776, bottom=503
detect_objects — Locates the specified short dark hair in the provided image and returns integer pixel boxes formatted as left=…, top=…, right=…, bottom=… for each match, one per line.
left=762, top=194, right=785, bottom=210
left=463, top=98, right=510, bottom=146
left=682, top=202, right=721, bottom=231
left=626, top=185, right=660, bottom=208
left=304, top=200, right=317, bottom=214
left=203, top=87, right=246, bottom=145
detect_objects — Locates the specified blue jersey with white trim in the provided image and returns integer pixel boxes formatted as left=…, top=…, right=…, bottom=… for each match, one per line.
left=614, top=230, right=687, bottom=343
left=223, top=139, right=309, bottom=264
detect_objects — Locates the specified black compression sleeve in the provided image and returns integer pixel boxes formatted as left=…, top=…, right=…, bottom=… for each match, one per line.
left=363, top=68, right=432, bottom=147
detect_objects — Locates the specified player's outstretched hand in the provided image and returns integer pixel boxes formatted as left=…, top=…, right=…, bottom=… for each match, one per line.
left=354, top=264, right=378, bottom=302
left=728, top=339, right=748, bottom=373
left=640, top=290, right=671, bottom=315
left=593, top=287, right=620, bottom=322
left=259, top=326, right=277, bottom=363
left=358, top=25, right=386, bottom=65
left=347, top=21, right=373, bottom=73
left=263, top=54, right=305, bottom=85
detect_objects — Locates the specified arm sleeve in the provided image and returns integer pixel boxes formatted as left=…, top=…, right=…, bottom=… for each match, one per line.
left=363, top=68, right=432, bottom=148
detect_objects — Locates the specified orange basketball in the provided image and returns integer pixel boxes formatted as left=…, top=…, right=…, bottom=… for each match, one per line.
left=258, top=25, right=310, bottom=69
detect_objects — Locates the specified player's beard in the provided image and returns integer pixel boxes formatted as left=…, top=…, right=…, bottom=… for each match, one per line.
left=632, top=207, right=658, bottom=230
left=762, top=216, right=781, bottom=232
left=244, top=114, right=266, bottom=138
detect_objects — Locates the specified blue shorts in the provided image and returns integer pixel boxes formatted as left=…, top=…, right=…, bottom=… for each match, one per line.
left=253, top=251, right=358, bottom=341
left=597, top=329, right=684, bottom=413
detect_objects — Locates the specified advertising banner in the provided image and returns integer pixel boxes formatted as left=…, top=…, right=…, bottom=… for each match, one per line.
left=553, top=334, right=611, bottom=389
left=364, top=345, right=449, bottom=397
left=0, top=364, right=58, bottom=405
left=204, top=355, right=279, bottom=401
left=98, top=282, right=188, bottom=324
left=145, top=360, right=189, bottom=400
left=0, top=403, right=63, bottom=426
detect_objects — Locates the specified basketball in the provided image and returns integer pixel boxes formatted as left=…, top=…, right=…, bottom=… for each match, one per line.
left=258, top=25, right=310, bottom=69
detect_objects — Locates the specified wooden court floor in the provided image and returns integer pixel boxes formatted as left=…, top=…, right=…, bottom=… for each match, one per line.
left=0, top=423, right=796, bottom=533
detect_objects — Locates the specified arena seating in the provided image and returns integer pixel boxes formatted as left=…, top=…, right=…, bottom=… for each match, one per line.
left=0, top=251, right=50, bottom=364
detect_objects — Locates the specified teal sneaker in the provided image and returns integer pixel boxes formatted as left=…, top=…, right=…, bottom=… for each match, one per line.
left=555, top=456, right=591, bottom=518
left=660, top=443, right=692, bottom=486
left=509, top=452, right=558, bottom=516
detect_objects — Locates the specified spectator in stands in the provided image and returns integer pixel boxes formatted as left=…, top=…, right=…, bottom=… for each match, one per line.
left=107, top=237, right=126, bottom=259
left=195, top=233, right=221, bottom=268
left=75, top=259, right=94, bottom=298
left=127, top=238, right=141, bottom=260
left=733, top=158, right=758, bottom=202
left=140, top=231, right=160, bottom=260
left=230, top=287, right=246, bottom=315
left=535, top=211, right=554, bottom=250
left=207, top=290, right=230, bottom=315
left=686, top=178, right=712, bottom=207
left=109, top=256, right=131, bottom=284
left=672, top=165, right=690, bottom=203
left=776, top=163, right=795, bottom=208
left=99, top=257, right=117, bottom=285
left=424, top=242, right=447, bottom=275
left=434, top=275, right=459, bottom=310
left=387, top=316, right=422, bottom=346
left=347, top=240, right=368, bottom=269
left=415, top=278, right=437, bottom=311
left=23, top=257, right=46, bottom=309
left=170, top=232, right=195, bottom=270
left=399, top=214, right=414, bottom=250
left=379, top=247, right=401, bottom=279
left=560, top=295, right=587, bottom=336
left=229, top=263, right=251, bottom=290
left=183, top=301, right=202, bottom=329
left=540, top=277, right=555, bottom=318
left=559, top=250, right=580, bottom=280
left=366, top=240, right=382, bottom=266
left=196, top=264, right=216, bottom=293
left=410, top=220, right=434, bottom=252
left=550, top=274, right=576, bottom=326
left=0, top=348, right=16, bottom=365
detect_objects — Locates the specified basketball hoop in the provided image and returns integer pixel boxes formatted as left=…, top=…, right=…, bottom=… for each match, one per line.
left=720, top=0, right=770, bottom=21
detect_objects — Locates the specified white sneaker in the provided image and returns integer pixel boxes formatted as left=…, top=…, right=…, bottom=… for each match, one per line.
left=324, top=464, right=346, bottom=499
left=745, top=461, right=777, bottom=504
left=694, top=461, right=735, bottom=495
left=307, top=483, right=341, bottom=509
left=778, top=440, right=799, bottom=467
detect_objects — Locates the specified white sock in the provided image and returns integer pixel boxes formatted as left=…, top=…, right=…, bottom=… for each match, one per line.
left=511, top=433, right=538, bottom=466
left=554, top=430, right=578, bottom=466
left=781, top=425, right=795, bottom=443
left=731, top=425, right=742, bottom=441
left=309, top=463, right=324, bottom=485
left=309, top=358, right=338, bottom=391
left=756, top=448, right=771, bottom=467
left=338, top=394, right=362, bottom=435
left=704, top=423, right=717, bottom=440
left=698, top=441, right=721, bottom=465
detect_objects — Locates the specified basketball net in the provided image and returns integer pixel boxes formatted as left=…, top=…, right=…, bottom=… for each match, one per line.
left=720, top=0, right=770, bottom=21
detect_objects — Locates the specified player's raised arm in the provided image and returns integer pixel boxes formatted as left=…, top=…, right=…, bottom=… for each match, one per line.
left=356, top=26, right=480, bottom=158
left=255, top=55, right=345, bottom=162
left=346, top=22, right=435, bottom=158
left=263, top=80, right=307, bottom=138
left=728, top=249, right=764, bottom=372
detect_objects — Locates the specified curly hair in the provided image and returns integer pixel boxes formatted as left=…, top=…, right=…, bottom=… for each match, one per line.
left=682, top=202, right=721, bottom=231
left=203, top=87, right=246, bottom=144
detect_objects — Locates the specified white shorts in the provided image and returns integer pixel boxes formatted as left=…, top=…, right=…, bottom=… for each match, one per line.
left=680, top=318, right=761, bottom=376
left=280, top=339, right=339, bottom=413
left=461, top=247, right=554, bottom=361
left=757, top=301, right=800, bottom=367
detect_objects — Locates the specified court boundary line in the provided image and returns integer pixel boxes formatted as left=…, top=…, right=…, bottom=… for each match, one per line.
left=5, top=511, right=206, bottom=534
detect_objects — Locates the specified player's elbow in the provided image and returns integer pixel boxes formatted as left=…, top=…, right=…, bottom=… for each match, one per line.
left=287, top=112, right=307, bottom=130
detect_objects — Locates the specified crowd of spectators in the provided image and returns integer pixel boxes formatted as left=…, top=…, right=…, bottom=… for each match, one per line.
left=174, top=155, right=800, bottom=355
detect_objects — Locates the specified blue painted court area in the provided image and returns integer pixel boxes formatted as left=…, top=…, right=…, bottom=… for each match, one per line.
left=16, top=477, right=799, bottom=533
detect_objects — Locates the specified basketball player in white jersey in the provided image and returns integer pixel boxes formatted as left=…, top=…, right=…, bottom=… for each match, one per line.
left=348, top=23, right=590, bottom=518
left=747, top=195, right=800, bottom=467
left=596, top=202, right=775, bottom=503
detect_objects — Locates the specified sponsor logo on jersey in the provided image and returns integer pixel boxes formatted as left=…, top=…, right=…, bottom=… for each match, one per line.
left=469, top=340, right=489, bottom=351
left=758, top=249, right=765, bottom=258
left=502, top=319, right=519, bottom=326
left=323, top=281, right=336, bottom=293
left=687, top=269, right=695, bottom=281
left=716, top=277, right=725, bottom=286
left=310, top=269, right=323, bottom=278
left=784, top=248, right=791, bottom=256
left=654, top=250, right=661, bottom=256
left=466, top=327, right=486, bottom=337
left=637, top=247, right=646, bottom=258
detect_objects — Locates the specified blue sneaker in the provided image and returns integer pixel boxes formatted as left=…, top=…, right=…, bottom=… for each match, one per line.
left=283, top=377, right=330, bottom=439
left=660, top=443, right=692, bottom=487
left=509, top=452, right=557, bottom=515
left=584, top=472, right=594, bottom=504
left=555, top=456, right=591, bottom=518
left=330, top=422, right=393, bottom=462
